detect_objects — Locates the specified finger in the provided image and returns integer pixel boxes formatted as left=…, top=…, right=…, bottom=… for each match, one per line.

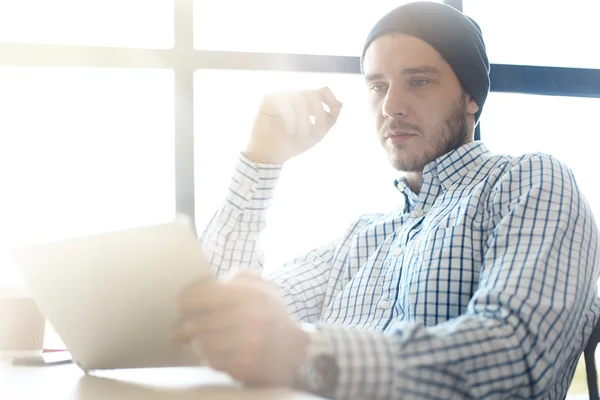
left=195, top=328, right=240, bottom=354
left=177, top=307, right=241, bottom=341
left=228, top=272, right=281, bottom=303
left=316, top=86, right=343, bottom=117
left=196, top=341, right=238, bottom=373
left=178, top=280, right=239, bottom=313
left=227, top=269, right=263, bottom=283
left=322, top=105, right=342, bottom=133
left=299, top=91, right=329, bottom=137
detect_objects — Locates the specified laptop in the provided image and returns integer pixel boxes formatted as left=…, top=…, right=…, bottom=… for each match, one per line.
left=9, top=217, right=212, bottom=372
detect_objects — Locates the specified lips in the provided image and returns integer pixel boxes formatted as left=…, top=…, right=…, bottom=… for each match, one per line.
left=386, top=131, right=417, bottom=144
left=388, top=130, right=418, bottom=137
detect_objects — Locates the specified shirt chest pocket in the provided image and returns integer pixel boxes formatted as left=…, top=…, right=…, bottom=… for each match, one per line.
left=407, top=225, right=478, bottom=326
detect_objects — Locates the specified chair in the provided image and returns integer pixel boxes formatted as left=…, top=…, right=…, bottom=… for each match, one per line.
left=584, top=316, right=600, bottom=399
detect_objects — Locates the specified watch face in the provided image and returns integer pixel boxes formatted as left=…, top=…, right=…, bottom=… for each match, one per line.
left=308, top=354, right=339, bottom=398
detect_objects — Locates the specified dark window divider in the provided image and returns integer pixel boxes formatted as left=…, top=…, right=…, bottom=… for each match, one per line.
left=5, top=45, right=599, bottom=99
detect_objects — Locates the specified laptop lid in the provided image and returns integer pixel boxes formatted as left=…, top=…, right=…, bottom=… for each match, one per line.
left=9, top=218, right=211, bottom=372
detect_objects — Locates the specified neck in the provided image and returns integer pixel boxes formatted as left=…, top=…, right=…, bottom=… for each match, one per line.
left=405, top=171, right=423, bottom=194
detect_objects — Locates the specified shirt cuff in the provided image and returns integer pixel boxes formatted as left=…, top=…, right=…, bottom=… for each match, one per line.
left=224, top=153, right=283, bottom=213
left=316, top=325, right=395, bottom=400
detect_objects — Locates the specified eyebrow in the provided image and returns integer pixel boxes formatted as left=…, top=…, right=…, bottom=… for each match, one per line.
left=364, top=65, right=441, bottom=82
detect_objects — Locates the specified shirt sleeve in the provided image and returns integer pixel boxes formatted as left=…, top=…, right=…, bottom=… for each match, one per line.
left=200, top=153, right=283, bottom=278
left=201, top=153, right=378, bottom=322
left=312, top=154, right=600, bottom=400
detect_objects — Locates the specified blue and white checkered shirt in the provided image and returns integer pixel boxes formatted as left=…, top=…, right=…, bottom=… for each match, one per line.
left=202, top=141, right=600, bottom=399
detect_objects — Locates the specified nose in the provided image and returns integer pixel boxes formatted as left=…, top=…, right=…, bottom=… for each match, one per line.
left=381, top=83, right=408, bottom=119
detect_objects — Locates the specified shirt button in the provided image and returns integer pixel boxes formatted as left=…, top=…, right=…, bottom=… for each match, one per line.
left=414, top=208, right=424, bottom=217
left=393, top=247, right=403, bottom=257
left=380, top=300, right=391, bottom=310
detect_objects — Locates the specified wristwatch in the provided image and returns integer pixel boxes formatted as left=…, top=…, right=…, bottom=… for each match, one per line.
left=295, top=324, right=339, bottom=398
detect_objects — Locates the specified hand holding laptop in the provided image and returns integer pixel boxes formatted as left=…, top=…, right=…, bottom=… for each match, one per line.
left=172, top=270, right=309, bottom=386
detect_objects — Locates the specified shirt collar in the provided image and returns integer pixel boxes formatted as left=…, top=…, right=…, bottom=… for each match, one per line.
left=430, top=141, right=490, bottom=190
left=394, top=141, right=491, bottom=212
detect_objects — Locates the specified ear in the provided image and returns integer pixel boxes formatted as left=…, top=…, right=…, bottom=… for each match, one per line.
left=466, top=96, right=480, bottom=116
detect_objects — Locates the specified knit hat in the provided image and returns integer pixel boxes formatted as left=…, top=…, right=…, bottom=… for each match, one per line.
left=361, top=1, right=490, bottom=123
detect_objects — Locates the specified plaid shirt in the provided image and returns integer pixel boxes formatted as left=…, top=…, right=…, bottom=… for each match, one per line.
left=202, top=141, right=600, bottom=399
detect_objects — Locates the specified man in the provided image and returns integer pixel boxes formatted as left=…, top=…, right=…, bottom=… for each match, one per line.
left=173, top=2, right=600, bottom=399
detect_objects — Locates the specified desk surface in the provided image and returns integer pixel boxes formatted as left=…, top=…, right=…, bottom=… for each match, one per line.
left=0, top=361, right=325, bottom=400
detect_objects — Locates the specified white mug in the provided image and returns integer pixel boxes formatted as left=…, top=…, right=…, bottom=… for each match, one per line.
left=0, top=285, right=46, bottom=359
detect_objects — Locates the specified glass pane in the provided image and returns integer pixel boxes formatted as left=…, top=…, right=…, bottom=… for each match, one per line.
left=463, top=0, right=600, bottom=69
left=194, top=0, right=441, bottom=55
left=480, top=93, right=600, bottom=219
left=0, top=67, right=175, bottom=284
left=0, top=0, right=173, bottom=48
left=194, top=70, right=399, bottom=271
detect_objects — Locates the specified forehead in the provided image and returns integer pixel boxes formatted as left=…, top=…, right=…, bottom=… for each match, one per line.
left=362, top=33, right=448, bottom=75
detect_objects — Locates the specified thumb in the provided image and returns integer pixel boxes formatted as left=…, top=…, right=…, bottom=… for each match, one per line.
left=226, top=268, right=262, bottom=283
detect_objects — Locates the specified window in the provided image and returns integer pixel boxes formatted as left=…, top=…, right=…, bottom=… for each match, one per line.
left=0, top=0, right=173, bottom=48
left=193, top=0, right=441, bottom=55
left=480, top=93, right=600, bottom=217
left=463, top=0, right=600, bottom=69
left=194, top=69, right=400, bottom=271
left=0, top=67, right=176, bottom=282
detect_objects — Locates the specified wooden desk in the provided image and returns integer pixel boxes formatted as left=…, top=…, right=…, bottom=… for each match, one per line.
left=0, top=361, right=325, bottom=399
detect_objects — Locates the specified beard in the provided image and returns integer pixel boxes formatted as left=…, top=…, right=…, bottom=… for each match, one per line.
left=381, top=95, right=469, bottom=172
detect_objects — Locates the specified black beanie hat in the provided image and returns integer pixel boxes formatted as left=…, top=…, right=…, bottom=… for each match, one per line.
left=361, top=1, right=490, bottom=123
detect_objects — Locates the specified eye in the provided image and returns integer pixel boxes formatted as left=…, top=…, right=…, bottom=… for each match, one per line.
left=411, top=79, right=429, bottom=87
left=370, top=83, right=388, bottom=93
